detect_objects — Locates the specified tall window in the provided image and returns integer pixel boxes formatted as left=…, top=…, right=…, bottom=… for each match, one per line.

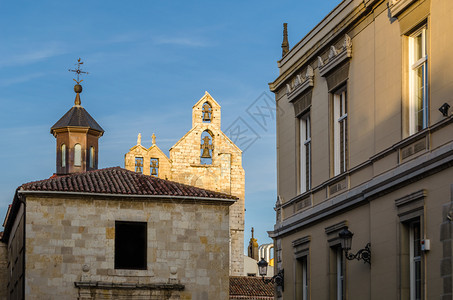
left=299, top=113, right=311, bottom=193
left=114, top=221, right=147, bottom=270
left=333, top=88, right=347, bottom=176
left=335, top=246, right=344, bottom=300
left=408, top=26, right=428, bottom=135
left=409, top=220, right=422, bottom=300
left=74, top=144, right=82, bottom=166
left=89, top=146, right=95, bottom=168
left=61, top=144, right=66, bottom=168
left=296, top=255, right=309, bottom=300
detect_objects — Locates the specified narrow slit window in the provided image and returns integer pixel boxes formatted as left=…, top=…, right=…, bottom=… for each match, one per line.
left=74, top=144, right=82, bottom=166
left=89, top=146, right=95, bottom=168
left=61, top=144, right=66, bottom=168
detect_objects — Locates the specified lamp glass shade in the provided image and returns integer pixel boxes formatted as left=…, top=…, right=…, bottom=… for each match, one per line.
left=257, top=258, right=268, bottom=277
left=339, top=228, right=353, bottom=251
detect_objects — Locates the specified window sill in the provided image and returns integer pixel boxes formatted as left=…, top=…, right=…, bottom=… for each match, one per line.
left=108, top=268, right=154, bottom=277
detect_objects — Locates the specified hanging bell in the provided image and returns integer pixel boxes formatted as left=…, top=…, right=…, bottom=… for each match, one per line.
left=201, top=147, right=211, bottom=158
left=151, top=167, right=157, bottom=176
left=203, top=111, right=211, bottom=122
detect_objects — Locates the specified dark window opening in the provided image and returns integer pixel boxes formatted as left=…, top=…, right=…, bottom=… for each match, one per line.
left=115, top=221, right=147, bottom=270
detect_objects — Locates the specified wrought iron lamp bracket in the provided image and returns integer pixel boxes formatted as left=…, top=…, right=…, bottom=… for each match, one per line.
left=262, top=269, right=284, bottom=291
left=344, top=243, right=371, bottom=265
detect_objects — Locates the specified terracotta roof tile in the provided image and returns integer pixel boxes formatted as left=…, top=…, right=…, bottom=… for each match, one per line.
left=229, top=276, right=274, bottom=299
left=20, top=167, right=237, bottom=200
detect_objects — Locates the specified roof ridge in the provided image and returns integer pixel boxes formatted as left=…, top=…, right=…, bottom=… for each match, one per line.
left=19, top=167, right=237, bottom=200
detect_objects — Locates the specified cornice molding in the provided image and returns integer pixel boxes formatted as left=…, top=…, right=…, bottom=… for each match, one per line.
left=318, top=34, right=352, bottom=77
left=286, top=66, right=314, bottom=102
left=388, top=0, right=417, bottom=18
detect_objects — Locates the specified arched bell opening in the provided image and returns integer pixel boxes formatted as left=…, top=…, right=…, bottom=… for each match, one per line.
left=200, top=130, right=214, bottom=165
left=202, top=102, right=212, bottom=123
left=135, top=157, right=144, bottom=173
left=150, top=158, right=159, bottom=177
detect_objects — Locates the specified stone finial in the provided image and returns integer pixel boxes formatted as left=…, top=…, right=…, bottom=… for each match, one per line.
left=152, top=133, right=156, bottom=146
left=282, top=23, right=289, bottom=57
left=74, top=86, right=82, bottom=106
left=247, top=227, right=259, bottom=260
left=137, top=133, right=142, bottom=145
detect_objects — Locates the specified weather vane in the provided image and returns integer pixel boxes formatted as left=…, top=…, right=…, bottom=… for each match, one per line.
left=68, top=58, right=89, bottom=84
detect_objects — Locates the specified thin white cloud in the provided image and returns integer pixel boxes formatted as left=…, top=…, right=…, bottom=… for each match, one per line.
left=0, top=72, right=46, bottom=87
left=153, top=36, right=208, bottom=47
left=0, top=43, right=66, bottom=68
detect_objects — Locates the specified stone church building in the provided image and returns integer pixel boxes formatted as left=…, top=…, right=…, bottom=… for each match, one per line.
left=0, top=83, right=237, bottom=299
left=124, top=91, right=245, bottom=276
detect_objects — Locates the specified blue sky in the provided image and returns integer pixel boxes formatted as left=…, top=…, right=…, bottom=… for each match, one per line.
left=0, top=0, right=341, bottom=250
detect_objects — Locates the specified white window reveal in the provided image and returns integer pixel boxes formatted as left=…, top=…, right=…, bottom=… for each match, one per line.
left=299, top=113, right=311, bottom=193
left=333, top=88, right=347, bottom=176
left=408, top=26, right=428, bottom=135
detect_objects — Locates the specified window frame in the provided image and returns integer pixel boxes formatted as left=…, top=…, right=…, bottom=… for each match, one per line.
left=298, top=112, right=311, bottom=193
left=407, top=25, right=428, bottom=136
left=395, top=190, right=425, bottom=300
left=332, top=86, right=348, bottom=176
left=409, top=219, right=422, bottom=300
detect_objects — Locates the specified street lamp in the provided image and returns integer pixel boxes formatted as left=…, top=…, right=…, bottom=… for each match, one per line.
left=338, top=227, right=371, bottom=265
left=257, top=258, right=284, bottom=290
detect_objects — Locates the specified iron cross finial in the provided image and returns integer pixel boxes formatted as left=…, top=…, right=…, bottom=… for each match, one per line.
left=69, top=58, right=89, bottom=84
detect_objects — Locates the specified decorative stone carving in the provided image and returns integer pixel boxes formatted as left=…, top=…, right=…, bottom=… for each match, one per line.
left=319, top=34, right=353, bottom=77
left=328, top=46, right=337, bottom=59
left=287, top=65, right=314, bottom=102
left=317, top=56, right=324, bottom=68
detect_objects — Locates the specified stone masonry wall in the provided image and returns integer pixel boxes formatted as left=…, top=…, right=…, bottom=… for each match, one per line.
left=169, top=123, right=245, bottom=276
left=0, top=241, right=7, bottom=300
left=25, top=195, right=231, bottom=300
left=170, top=93, right=245, bottom=276
left=124, top=93, right=246, bottom=276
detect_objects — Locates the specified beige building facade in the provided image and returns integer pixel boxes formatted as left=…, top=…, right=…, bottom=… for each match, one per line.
left=269, top=0, right=453, bottom=299
left=125, top=92, right=245, bottom=276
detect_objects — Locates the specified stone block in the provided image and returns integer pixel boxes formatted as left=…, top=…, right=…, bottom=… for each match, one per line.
left=441, top=222, right=452, bottom=242
left=442, top=258, right=452, bottom=277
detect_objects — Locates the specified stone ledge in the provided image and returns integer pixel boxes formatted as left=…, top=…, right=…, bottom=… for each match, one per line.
left=74, top=281, right=185, bottom=291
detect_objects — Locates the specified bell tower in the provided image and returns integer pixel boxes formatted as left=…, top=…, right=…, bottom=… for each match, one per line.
left=50, top=59, right=104, bottom=175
